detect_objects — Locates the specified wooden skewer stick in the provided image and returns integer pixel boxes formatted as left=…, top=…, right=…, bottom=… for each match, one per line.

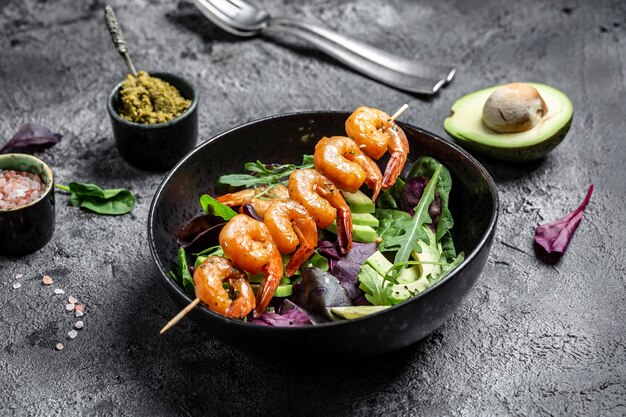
left=390, top=103, right=409, bottom=121
left=160, top=298, right=200, bottom=334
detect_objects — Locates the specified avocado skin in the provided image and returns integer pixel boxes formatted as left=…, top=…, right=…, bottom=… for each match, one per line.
left=447, top=116, right=572, bottom=162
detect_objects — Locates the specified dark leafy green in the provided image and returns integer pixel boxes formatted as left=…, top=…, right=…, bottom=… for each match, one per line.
left=407, top=157, right=453, bottom=240
left=218, top=155, right=314, bottom=187
left=376, top=178, right=405, bottom=209
left=291, top=267, right=352, bottom=320
left=55, top=182, right=135, bottom=215
left=378, top=165, right=441, bottom=273
left=169, top=247, right=194, bottom=296
left=199, top=194, right=237, bottom=220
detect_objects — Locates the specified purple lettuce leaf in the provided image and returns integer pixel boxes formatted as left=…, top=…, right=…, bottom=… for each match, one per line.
left=534, top=185, right=594, bottom=254
left=176, top=214, right=225, bottom=252
left=249, top=300, right=313, bottom=327
left=317, top=240, right=377, bottom=300
left=0, top=123, right=62, bottom=154
left=401, top=176, right=441, bottom=225
left=291, top=268, right=352, bottom=320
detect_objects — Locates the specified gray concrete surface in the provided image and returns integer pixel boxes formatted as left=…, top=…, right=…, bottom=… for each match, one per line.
left=1, top=0, right=625, bottom=416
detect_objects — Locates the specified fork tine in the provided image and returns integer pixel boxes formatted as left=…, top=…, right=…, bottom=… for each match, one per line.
left=225, top=0, right=244, bottom=10
left=205, top=0, right=240, bottom=18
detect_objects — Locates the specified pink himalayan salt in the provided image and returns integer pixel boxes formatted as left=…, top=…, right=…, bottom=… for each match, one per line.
left=0, top=170, right=45, bottom=210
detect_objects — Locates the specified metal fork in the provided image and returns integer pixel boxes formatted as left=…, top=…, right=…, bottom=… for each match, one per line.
left=193, top=0, right=455, bottom=95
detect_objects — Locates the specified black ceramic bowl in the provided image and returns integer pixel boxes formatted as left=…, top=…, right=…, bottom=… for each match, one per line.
left=0, top=154, right=55, bottom=256
left=148, top=112, right=499, bottom=356
left=107, top=72, right=198, bottom=172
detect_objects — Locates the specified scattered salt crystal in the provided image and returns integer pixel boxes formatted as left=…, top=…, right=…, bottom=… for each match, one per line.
left=55, top=343, right=64, bottom=350
left=42, top=275, right=53, bottom=285
left=15, top=273, right=23, bottom=279
left=54, top=288, right=65, bottom=294
left=12, top=282, right=21, bottom=289
left=65, top=303, right=75, bottom=311
left=75, top=310, right=84, bottom=318
left=68, top=296, right=78, bottom=304
left=68, top=330, right=78, bottom=339
left=74, top=304, right=85, bottom=313
left=74, top=321, right=84, bottom=330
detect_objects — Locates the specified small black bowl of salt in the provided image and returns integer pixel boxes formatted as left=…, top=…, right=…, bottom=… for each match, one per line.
left=0, top=154, right=55, bottom=256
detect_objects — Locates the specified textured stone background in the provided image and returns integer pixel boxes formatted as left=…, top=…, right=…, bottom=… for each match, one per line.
left=1, top=0, right=625, bottom=416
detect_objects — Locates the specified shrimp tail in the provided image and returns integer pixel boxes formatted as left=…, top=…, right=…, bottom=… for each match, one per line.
left=382, top=152, right=407, bottom=189
left=336, top=207, right=353, bottom=255
left=285, top=223, right=316, bottom=276
left=254, top=246, right=283, bottom=318
left=381, top=125, right=409, bottom=190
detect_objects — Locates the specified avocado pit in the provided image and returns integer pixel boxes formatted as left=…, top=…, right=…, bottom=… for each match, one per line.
left=482, top=83, right=548, bottom=133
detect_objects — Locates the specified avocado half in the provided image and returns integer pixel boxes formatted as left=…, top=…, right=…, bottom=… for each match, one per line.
left=444, top=83, right=573, bottom=162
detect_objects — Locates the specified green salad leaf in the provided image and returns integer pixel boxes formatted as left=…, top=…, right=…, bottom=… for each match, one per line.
left=379, top=165, right=442, bottom=273
left=407, top=157, right=454, bottom=241
left=170, top=247, right=194, bottom=296
left=55, top=182, right=136, bottom=215
left=218, top=154, right=314, bottom=187
left=200, top=194, right=237, bottom=220
left=358, top=264, right=393, bottom=306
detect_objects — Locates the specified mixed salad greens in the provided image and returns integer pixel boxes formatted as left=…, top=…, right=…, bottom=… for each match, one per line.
left=169, top=155, right=463, bottom=326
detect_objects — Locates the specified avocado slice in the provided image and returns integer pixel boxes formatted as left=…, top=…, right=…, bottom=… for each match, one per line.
left=326, top=222, right=378, bottom=243
left=330, top=306, right=390, bottom=320
left=352, top=212, right=379, bottom=227
left=444, top=83, right=573, bottom=161
left=341, top=189, right=375, bottom=213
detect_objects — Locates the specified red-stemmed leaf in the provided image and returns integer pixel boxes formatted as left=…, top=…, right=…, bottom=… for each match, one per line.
left=0, top=123, right=62, bottom=154
left=534, top=185, right=594, bottom=254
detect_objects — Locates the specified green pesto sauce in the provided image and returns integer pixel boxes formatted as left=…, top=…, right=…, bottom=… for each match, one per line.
left=117, top=71, right=191, bottom=124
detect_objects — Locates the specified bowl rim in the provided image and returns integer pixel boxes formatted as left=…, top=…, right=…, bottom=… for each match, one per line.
left=0, top=153, right=54, bottom=213
left=148, top=111, right=499, bottom=331
left=107, top=71, right=198, bottom=130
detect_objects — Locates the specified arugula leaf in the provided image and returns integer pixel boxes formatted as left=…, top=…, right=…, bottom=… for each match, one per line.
left=358, top=264, right=393, bottom=306
left=177, top=247, right=195, bottom=296
left=199, top=194, right=237, bottom=220
left=218, top=154, right=314, bottom=187
left=407, top=157, right=454, bottom=241
left=374, top=209, right=412, bottom=252
left=437, top=252, right=465, bottom=281
left=56, top=182, right=136, bottom=215
left=380, top=166, right=442, bottom=272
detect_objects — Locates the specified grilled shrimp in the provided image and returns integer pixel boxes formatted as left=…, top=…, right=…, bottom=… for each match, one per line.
left=219, top=214, right=283, bottom=317
left=314, top=136, right=383, bottom=202
left=194, top=256, right=255, bottom=318
left=263, top=200, right=318, bottom=276
left=345, top=106, right=409, bottom=189
left=216, top=184, right=289, bottom=217
left=288, top=169, right=353, bottom=255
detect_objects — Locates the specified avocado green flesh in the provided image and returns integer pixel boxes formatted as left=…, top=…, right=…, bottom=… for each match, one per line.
left=444, top=83, right=573, bottom=161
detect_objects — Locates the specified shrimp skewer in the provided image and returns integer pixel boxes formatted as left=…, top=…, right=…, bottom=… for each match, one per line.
left=263, top=200, right=318, bottom=276
left=288, top=169, right=353, bottom=255
left=219, top=214, right=283, bottom=317
left=313, top=136, right=383, bottom=202
left=345, top=105, right=410, bottom=190
left=160, top=255, right=255, bottom=334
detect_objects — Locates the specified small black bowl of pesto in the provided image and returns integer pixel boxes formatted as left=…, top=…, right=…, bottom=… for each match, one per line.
left=107, top=71, right=198, bottom=171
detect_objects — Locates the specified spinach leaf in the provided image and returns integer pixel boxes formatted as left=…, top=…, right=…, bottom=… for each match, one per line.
left=407, top=157, right=453, bottom=241
left=218, top=154, right=314, bottom=187
left=376, top=178, right=405, bottom=209
left=177, top=247, right=195, bottom=296
left=199, top=194, right=237, bottom=221
left=55, top=182, right=136, bottom=215
left=380, top=165, right=441, bottom=273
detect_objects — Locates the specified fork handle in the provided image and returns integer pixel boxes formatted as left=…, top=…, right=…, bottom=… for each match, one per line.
left=270, top=18, right=455, bottom=83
